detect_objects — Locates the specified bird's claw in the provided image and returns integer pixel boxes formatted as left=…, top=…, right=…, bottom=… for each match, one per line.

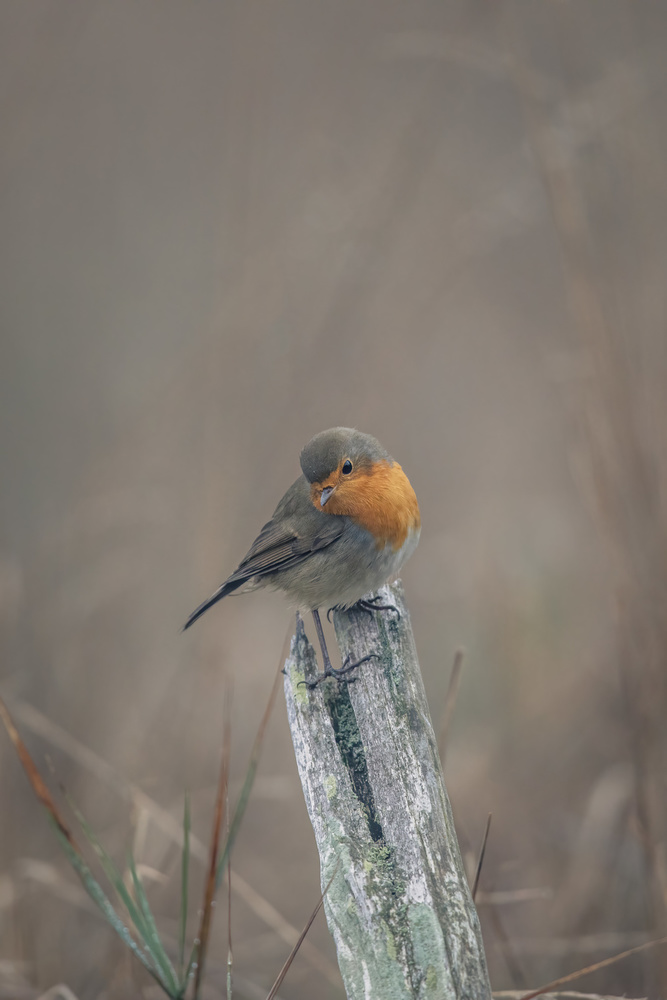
left=355, top=595, right=400, bottom=620
left=327, top=597, right=400, bottom=623
left=298, top=653, right=378, bottom=689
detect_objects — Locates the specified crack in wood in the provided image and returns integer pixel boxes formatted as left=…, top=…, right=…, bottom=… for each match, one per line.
left=324, top=681, right=385, bottom=843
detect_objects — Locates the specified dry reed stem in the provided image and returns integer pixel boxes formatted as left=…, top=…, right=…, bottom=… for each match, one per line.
left=496, top=993, right=645, bottom=1000
left=516, top=936, right=667, bottom=1000
left=0, top=698, right=78, bottom=851
left=265, top=862, right=339, bottom=1000
left=472, top=813, right=492, bottom=902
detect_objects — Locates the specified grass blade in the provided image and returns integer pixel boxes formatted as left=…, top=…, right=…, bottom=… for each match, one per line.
left=0, top=697, right=79, bottom=851
left=183, top=939, right=200, bottom=992
left=128, top=852, right=179, bottom=994
left=64, top=795, right=150, bottom=943
left=52, top=824, right=167, bottom=988
left=194, top=691, right=232, bottom=1000
left=179, top=791, right=191, bottom=974
left=472, top=812, right=492, bottom=901
left=517, top=934, right=667, bottom=1000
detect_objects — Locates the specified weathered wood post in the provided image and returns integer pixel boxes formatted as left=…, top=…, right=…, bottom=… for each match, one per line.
left=283, top=580, right=491, bottom=1000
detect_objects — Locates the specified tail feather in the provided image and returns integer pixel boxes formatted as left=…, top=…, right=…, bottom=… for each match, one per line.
left=182, top=577, right=244, bottom=631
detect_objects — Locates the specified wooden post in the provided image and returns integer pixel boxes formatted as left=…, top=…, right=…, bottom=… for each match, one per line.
left=283, top=581, right=492, bottom=1000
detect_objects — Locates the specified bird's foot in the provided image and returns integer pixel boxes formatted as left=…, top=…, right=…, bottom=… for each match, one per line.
left=355, top=595, right=400, bottom=620
left=299, top=653, right=378, bottom=689
left=327, top=595, right=400, bottom=623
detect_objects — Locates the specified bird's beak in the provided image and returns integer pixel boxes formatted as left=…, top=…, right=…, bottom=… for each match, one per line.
left=320, top=485, right=336, bottom=507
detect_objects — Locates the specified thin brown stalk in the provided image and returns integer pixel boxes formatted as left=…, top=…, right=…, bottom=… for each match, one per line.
left=0, top=697, right=78, bottom=851
left=265, top=861, right=339, bottom=1000
left=472, top=813, right=492, bottom=901
left=438, top=648, right=465, bottom=765
left=194, top=690, right=232, bottom=1000
left=517, top=935, right=667, bottom=1000
left=470, top=806, right=527, bottom=988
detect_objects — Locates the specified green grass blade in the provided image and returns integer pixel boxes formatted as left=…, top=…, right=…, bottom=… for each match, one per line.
left=66, top=796, right=151, bottom=944
left=128, top=853, right=179, bottom=995
left=68, top=795, right=178, bottom=993
left=184, top=938, right=200, bottom=988
left=51, top=822, right=171, bottom=992
left=179, top=791, right=190, bottom=974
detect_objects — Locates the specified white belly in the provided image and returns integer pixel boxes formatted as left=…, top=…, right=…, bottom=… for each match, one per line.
left=326, top=525, right=421, bottom=610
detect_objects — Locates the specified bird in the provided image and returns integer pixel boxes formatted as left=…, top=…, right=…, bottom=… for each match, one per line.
left=183, top=427, right=421, bottom=685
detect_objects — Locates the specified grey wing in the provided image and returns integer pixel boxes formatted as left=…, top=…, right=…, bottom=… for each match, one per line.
left=230, top=510, right=344, bottom=581
left=182, top=479, right=344, bottom=630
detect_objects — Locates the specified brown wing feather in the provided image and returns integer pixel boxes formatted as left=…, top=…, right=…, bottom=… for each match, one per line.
left=230, top=514, right=344, bottom=580
left=183, top=477, right=344, bottom=630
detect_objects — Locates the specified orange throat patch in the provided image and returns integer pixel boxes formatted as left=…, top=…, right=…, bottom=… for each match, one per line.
left=311, top=460, right=421, bottom=550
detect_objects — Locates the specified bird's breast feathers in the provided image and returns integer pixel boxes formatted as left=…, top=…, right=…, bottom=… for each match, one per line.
left=310, top=460, right=420, bottom=551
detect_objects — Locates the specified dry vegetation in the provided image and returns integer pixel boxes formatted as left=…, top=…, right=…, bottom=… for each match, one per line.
left=1, top=2, right=666, bottom=998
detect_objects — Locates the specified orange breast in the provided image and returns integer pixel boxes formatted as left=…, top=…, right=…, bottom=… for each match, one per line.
left=323, top=461, right=421, bottom=550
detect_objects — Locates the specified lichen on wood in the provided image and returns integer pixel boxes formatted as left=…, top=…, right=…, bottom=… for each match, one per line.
left=283, top=580, right=491, bottom=1000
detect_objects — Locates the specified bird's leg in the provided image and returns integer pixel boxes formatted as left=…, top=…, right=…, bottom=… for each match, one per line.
left=300, top=609, right=377, bottom=689
left=312, top=608, right=334, bottom=674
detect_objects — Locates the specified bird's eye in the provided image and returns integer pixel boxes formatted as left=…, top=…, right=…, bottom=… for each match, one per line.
left=342, top=460, right=353, bottom=475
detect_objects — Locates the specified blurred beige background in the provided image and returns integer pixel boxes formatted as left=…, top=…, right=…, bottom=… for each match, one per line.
left=1, top=2, right=667, bottom=998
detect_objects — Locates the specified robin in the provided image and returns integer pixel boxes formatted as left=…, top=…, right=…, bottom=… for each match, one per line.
left=183, top=427, right=420, bottom=685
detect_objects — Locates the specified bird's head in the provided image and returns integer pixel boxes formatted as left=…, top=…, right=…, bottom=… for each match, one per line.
left=300, top=427, right=420, bottom=549
left=300, top=427, right=388, bottom=508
